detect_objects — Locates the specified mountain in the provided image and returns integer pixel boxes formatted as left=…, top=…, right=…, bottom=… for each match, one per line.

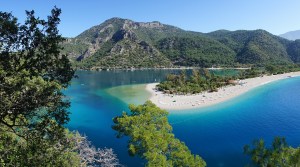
left=62, top=18, right=300, bottom=69
left=280, top=30, right=300, bottom=40
left=206, top=30, right=292, bottom=64
left=62, top=18, right=192, bottom=69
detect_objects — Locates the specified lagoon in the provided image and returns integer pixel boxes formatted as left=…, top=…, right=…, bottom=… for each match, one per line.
left=65, top=70, right=300, bottom=167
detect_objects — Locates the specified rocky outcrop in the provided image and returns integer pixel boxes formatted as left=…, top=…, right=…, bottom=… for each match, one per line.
left=65, top=18, right=169, bottom=62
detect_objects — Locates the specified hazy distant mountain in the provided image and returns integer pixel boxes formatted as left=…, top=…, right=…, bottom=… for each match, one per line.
left=62, top=18, right=300, bottom=69
left=280, top=30, right=300, bottom=40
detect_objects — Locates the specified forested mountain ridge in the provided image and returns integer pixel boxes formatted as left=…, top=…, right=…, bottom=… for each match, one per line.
left=62, top=18, right=300, bottom=69
left=206, top=29, right=293, bottom=64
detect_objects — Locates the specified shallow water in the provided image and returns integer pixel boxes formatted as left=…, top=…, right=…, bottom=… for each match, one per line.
left=65, top=70, right=300, bottom=167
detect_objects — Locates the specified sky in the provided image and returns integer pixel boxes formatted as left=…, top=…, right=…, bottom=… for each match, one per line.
left=1, top=0, right=300, bottom=37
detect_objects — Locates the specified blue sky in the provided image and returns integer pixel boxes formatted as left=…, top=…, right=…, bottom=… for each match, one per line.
left=1, top=0, right=300, bottom=37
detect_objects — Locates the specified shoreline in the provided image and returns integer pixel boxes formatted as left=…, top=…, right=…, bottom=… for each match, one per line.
left=146, top=71, right=300, bottom=111
left=76, top=66, right=251, bottom=72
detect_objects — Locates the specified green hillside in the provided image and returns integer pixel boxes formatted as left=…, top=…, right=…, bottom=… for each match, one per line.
left=156, top=36, right=235, bottom=67
left=206, top=30, right=292, bottom=65
left=287, top=40, right=300, bottom=63
left=62, top=18, right=300, bottom=69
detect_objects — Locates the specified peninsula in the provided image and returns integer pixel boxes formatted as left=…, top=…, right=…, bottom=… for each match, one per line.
left=146, top=72, right=300, bottom=110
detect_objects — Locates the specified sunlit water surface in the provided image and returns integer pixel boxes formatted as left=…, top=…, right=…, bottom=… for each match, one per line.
left=65, top=70, right=300, bottom=167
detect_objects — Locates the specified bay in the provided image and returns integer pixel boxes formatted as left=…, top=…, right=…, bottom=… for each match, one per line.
left=65, top=70, right=300, bottom=167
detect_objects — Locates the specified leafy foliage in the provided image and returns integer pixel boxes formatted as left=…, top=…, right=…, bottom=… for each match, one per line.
left=0, top=7, right=77, bottom=166
left=112, top=101, right=206, bottom=167
left=0, top=8, right=120, bottom=167
left=0, top=129, right=120, bottom=167
left=0, top=128, right=79, bottom=167
left=263, top=64, right=300, bottom=75
left=157, top=69, right=239, bottom=94
left=244, top=137, right=300, bottom=167
left=0, top=5, right=73, bottom=137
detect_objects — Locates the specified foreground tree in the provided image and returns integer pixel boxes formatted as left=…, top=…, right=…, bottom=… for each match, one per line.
left=0, top=6, right=73, bottom=136
left=0, top=7, right=77, bottom=166
left=244, top=137, right=300, bottom=167
left=112, top=101, right=206, bottom=167
left=0, top=129, right=120, bottom=167
left=0, top=7, right=120, bottom=167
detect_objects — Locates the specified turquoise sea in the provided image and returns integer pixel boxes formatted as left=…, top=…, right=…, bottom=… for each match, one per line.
left=65, top=70, right=300, bottom=167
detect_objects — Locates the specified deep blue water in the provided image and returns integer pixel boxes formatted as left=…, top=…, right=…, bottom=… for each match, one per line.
left=65, top=70, right=300, bottom=167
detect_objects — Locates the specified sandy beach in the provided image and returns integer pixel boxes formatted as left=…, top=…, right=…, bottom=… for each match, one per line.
left=146, top=71, right=300, bottom=110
